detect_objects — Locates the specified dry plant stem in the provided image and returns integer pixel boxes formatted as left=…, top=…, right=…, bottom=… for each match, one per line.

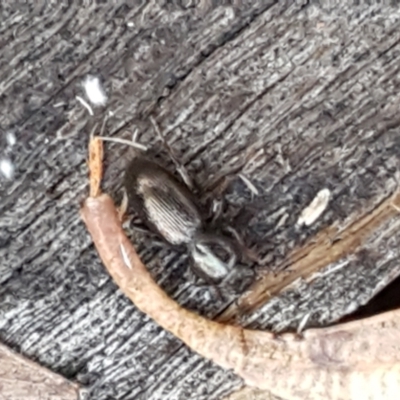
left=81, top=194, right=400, bottom=400
left=88, top=135, right=103, bottom=198
left=81, top=137, right=400, bottom=400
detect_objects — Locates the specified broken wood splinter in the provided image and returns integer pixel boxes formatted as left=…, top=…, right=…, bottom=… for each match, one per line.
left=81, top=135, right=400, bottom=400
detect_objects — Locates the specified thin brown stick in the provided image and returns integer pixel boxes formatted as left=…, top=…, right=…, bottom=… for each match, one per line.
left=81, top=136, right=400, bottom=400
left=81, top=193, right=400, bottom=400
left=88, top=134, right=103, bottom=198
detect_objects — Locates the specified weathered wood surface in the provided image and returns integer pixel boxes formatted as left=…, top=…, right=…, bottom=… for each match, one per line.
left=1, top=2, right=400, bottom=399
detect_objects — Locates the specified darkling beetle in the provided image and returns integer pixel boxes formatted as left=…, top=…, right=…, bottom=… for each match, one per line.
left=105, top=117, right=255, bottom=295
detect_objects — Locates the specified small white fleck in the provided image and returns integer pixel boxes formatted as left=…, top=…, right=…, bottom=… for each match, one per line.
left=82, top=75, right=108, bottom=106
left=76, top=95, right=94, bottom=116
left=212, top=199, right=222, bottom=214
left=0, top=158, right=15, bottom=179
left=177, top=166, right=193, bottom=189
left=6, top=132, right=16, bottom=147
left=238, top=173, right=259, bottom=196
left=127, top=21, right=135, bottom=28
left=276, top=212, right=289, bottom=228
left=297, top=188, right=331, bottom=226
left=132, top=127, right=139, bottom=143
left=297, top=313, right=311, bottom=334
left=120, top=243, right=132, bottom=269
left=312, top=259, right=350, bottom=279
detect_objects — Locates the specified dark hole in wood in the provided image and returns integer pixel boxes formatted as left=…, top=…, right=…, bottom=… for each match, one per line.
left=341, top=275, right=400, bottom=322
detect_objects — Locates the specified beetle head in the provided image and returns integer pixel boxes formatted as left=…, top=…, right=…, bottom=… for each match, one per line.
left=189, top=233, right=238, bottom=283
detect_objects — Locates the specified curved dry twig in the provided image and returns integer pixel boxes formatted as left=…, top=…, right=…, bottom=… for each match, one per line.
left=80, top=136, right=400, bottom=400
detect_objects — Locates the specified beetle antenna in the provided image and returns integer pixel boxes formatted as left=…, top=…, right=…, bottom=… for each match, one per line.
left=96, top=136, right=147, bottom=151
left=149, top=116, right=194, bottom=190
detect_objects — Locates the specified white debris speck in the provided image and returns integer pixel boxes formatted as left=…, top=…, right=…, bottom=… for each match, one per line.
left=311, top=259, right=350, bottom=280
left=238, top=173, right=259, bottom=196
left=76, top=95, right=94, bottom=116
left=0, top=158, right=15, bottom=179
left=6, top=132, right=16, bottom=147
left=127, top=21, right=135, bottom=28
left=132, top=127, right=138, bottom=142
left=82, top=75, right=107, bottom=106
left=297, top=188, right=331, bottom=227
left=297, top=313, right=311, bottom=334
left=120, top=243, right=132, bottom=269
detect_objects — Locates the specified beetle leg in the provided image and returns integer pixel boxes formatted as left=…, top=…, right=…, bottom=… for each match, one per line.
left=209, top=198, right=224, bottom=224
left=131, top=225, right=163, bottom=244
left=220, top=265, right=255, bottom=295
left=186, top=257, right=228, bottom=301
left=209, top=285, right=226, bottom=302
left=223, top=226, right=260, bottom=264
left=116, top=188, right=129, bottom=222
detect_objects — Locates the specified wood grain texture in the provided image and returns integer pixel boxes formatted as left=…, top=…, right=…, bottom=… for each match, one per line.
left=1, top=2, right=400, bottom=399
left=219, top=192, right=400, bottom=325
